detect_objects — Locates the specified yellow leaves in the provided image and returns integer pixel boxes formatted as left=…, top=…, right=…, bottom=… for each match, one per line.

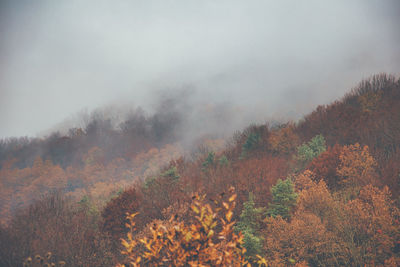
left=256, top=255, right=269, bottom=267
left=24, top=252, right=64, bottom=267
left=226, top=210, right=233, bottom=222
left=185, top=232, right=192, bottom=242
left=127, top=232, right=133, bottom=241
left=144, top=241, right=152, bottom=251
left=134, top=256, right=141, bottom=264
left=117, top=188, right=247, bottom=266
left=127, top=212, right=139, bottom=221
left=191, top=205, right=199, bottom=214
left=121, top=239, right=130, bottom=249
left=207, top=230, right=214, bottom=238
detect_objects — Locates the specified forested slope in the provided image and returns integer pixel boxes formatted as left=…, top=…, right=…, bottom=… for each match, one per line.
left=0, top=74, right=399, bottom=266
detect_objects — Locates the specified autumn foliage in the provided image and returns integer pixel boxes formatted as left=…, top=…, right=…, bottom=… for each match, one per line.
left=265, top=174, right=400, bottom=266
left=1, top=74, right=400, bottom=266
left=117, top=188, right=248, bottom=267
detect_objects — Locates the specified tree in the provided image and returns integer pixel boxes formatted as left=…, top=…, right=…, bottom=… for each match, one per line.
left=241, top=132, right=260, bottom=158
left=296, top=134, right=326, bottom=170
left=231, top=156, right=288, bottom=209
left=4, top=192, right=113, bottom=266
left=202, top=151, right=215, bottom=171
left=142, top=165, right=187, bottom=222
left=218, top=155, right=229, bottom=166
left=342, top=185, right=400, bottom=266
left=235, top=193, right=265, bottom=261
left=307, top=144, right=342, bottom=190
left=336, top=143, right=378, bottom=197
left=268, top=123, right=300, bottom=156
left=265, top=211, right=344, bottom=266
left=267, top=178, right=298, bottom=220
left=265, top=173, right=400, bottom=266
left=102, top=187, right=144, bottom=243
left=296, top=177, right=339, bottom=228
left=144, top=166, right=180, bottom=189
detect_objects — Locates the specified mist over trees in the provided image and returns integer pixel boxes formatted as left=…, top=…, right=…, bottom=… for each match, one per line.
left=0, top=74, right=400, bottom=266
left=0, top=105, right=179, bottom=169
left=1, top=0, right=400, bottom=265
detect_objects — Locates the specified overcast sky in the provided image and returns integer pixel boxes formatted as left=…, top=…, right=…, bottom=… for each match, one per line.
left=1, top=0, right=399, bottom=138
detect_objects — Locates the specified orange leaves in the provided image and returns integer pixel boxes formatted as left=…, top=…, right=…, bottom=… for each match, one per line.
left=294, top=175, right=341, bottom=235
left=118, top=189, right=247, bottom=266
left=0, top=155, right=69, bottom=225
left=255, top=255, right=268, bottom=267
left=265, top=178, right=345, bottom=266
left=226, top=210, right=233, bottom=222
left=229, top=193, right=237, bottom=203
left=306, top=143, right=379, bottom=194
left=268, top=123, right=300, bottom=156
left=265, top=211, right=342, bottom=266
left=293, top=170, right=315, bottom=191
left=337, top=143, right=378, bottom=190
left=307, top=144, right=342, bottom=190
left=343, top=185, right=400, bottom=263
left=265, top=169, right=400, bottom=266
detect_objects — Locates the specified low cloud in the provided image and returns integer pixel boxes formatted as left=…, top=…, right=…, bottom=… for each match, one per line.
left=0, top=0, right=399, bottom=138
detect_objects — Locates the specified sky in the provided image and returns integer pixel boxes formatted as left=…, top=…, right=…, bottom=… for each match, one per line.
left=1, top=0, right=399, bottom=138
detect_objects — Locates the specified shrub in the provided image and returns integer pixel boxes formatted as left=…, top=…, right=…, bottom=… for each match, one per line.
left=117, top=187, right=248, bottom=266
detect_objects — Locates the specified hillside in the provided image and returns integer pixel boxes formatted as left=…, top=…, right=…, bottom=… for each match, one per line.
left=0, top=74, right=399, bottom=266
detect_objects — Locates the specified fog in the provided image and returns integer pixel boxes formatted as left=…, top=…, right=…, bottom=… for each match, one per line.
left=1, top=0, right=399, bottom=139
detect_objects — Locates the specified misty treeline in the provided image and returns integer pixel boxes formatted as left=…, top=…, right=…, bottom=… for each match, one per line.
left=0, top=74, right=400, bottom=266
left=0, top=91, right=231, bottom=226
left=0, top=102, right=182, bottom=170
left=0, top=89, right=243, bottom=171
